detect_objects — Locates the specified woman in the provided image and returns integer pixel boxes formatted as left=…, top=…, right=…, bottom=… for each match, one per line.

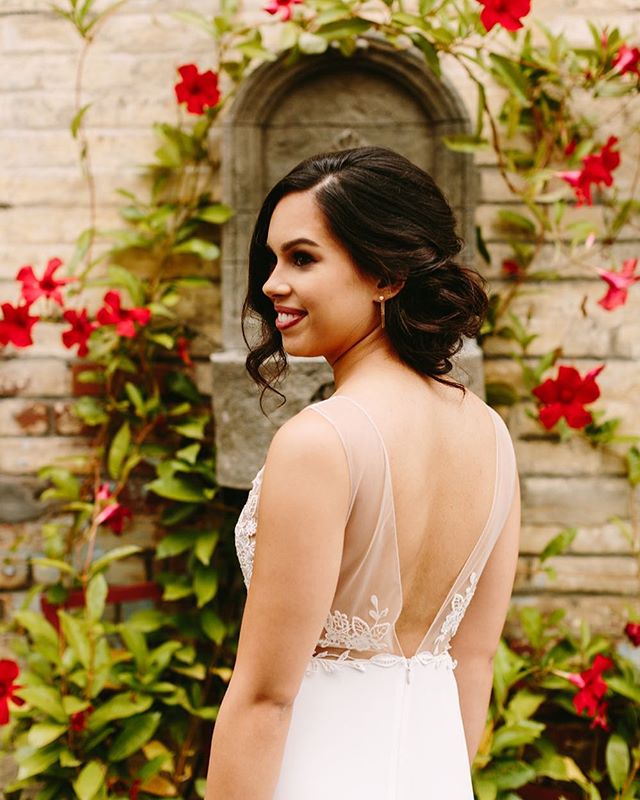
left=205, top=146, right=521, bottom=799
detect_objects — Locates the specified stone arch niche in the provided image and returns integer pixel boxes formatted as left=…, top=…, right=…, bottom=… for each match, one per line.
left=211, top=39, right=483, bottom=487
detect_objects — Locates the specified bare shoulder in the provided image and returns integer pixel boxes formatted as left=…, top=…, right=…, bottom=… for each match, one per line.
left=264, top=404, right=349, bottom=491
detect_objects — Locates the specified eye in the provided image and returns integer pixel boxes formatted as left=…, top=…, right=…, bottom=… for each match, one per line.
left=292, top=250, right=314, bottom=267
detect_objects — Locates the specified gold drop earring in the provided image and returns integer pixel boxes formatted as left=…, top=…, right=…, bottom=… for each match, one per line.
left=378, top=295, right=386, bottom=329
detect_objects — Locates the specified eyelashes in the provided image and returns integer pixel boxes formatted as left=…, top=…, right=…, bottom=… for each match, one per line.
left=265, top=250, right=315, bottom=271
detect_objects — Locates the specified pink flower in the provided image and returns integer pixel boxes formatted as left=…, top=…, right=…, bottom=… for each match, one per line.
left=566, top=654, right=613, bottom=730
left=264, top=0, right=303, bottom=20
left=0, top=302, right=39, bottom=348
left=96, top=483, right=133, bottom=536
left=612, top=44, right=640, bottom=76
left=62, top=308, right=98, bottom=357
left=596, top=258, right=640, bottom=311
left=96, top=291, right=150, bottom=338
left=174, top=64, right=221, bottom=115
left=625, top=622, right=640, bottom=646
left=0, top=659, right=25, bottom=725
left=16, top=257, right=73, bottom=307
left=476, top=0, right=531, bottom=32
left=558, top=136, right=620, bottom=206
left=532, top=364, right=605, bottom=430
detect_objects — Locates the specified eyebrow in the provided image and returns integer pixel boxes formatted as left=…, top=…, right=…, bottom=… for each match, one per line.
left=265, top=237, right=320, bottom=252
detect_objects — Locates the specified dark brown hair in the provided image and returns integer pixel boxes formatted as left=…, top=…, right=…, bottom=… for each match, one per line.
left=241, top=146, right=489, bottom=411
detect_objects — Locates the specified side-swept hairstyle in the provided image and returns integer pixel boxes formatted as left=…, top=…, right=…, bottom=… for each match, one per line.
left=241, top=146, right=489, bottom=411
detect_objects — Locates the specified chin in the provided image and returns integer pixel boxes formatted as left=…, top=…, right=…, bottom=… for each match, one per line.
left=283, top=342, right=324, bottom=358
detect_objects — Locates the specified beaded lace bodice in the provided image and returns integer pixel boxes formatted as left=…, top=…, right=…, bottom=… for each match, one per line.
left=234, top=395, right=517, bottom=678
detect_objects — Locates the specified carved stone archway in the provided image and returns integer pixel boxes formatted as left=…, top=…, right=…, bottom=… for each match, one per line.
left=211, top=40, right=483, bottom=487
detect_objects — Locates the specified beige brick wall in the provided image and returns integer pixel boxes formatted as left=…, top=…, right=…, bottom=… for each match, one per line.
left=1, top=1, right=639, bottom=638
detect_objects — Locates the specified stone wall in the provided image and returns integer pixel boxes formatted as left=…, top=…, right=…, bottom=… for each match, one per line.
left=1, top=0, right=639, bottom=640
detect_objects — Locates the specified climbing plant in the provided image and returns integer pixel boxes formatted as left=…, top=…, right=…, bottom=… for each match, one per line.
left=0, top=0, right=639, bottom=798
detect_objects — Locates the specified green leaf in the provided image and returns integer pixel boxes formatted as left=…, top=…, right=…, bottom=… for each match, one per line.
left=156, top=530, right=196, bottom=559
left=86, top=573, right=108, bottom=622
left=497, top=210, right=536, bottom=234
left=125, top=382, right=145, bottom=416
left=165, top=370, right=203, bottom=403
left=59, top=610, right=90, bottom=668
left=491, top=720, right=545, bottom=753
left=479, top=760, right=536, bottom=789
left=15, top=686, right=68, bottom=724
left=627, top=446, right=640, bottom=486
left=108, top=712, right=161, bottom=761
left=120, top=626, right=148, bottom=669
left=72, top=760, right=106, bottom=800
left=86, top=692, right=153, bottom=731
left=539, top=527, right=577, bottom=562
left=485, top=382, right=518, bottom=406
left=408, top=32, right=441, bottom=76
left=28, top=723, right=68, bottom=748
left=194, top=564, right=218, bottom=607
left=14, top=610, right=59, bottom=648
left=106, top=264, right=145, bottom=306
left=161, top=575, right=194, bottom=601
left=16, top=743, right=63, bottom=781
left=195, top=530, right=219, bottom=565
left=316, top=17, right=371, bottom=38
left=489, top=53, right=529, bottom=105
left=441, top=134, right=489, bottom=153
left=177, top=442, right=201, bottom=464
left=30, top=557, right=75, bottom=575
left=607, top=676, right=640, bottom=704
left=505, top=689, right=545, bottom=722
left=147, top=475, right=208, bottom=502
left=172, top=238, right=220, bottom=261
left=299, top=31, right=329, bottom=54
left=108, top=421, right=131, bottom=480
left=201, top=609, right=226, bottom=644
left=73, top=396, right=108, bottom=426
left=71, top=103, right=91, bottom=139
left=195, top=203, right=235, bottom=224
left=169, top=414, right=208, bottom=440
left=88, top=545, right=142, bottom=579
left=606, top=733, right=630, bottom=791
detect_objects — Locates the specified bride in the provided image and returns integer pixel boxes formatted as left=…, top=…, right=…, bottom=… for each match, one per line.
left=205, top=145, right=521, bottom=799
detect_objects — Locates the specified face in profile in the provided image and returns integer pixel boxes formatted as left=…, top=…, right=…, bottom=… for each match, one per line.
left=262, top=189, right=382, bottom=364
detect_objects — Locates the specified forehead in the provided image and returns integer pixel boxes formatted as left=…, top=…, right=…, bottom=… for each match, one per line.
left=268, top=190, right=328, bottom=246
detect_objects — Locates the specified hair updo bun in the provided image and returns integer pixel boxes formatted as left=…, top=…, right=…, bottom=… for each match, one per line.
left=242, top=145, right=489, bottom=410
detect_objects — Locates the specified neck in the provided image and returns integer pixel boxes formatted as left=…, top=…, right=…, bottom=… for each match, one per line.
left=329, top=327, right=403, bottom=391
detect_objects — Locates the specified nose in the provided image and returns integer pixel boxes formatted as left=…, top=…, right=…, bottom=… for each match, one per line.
left=262, top=266, right=291, bottom=301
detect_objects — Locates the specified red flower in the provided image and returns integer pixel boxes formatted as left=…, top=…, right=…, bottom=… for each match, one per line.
left=16, top=257, right=73, bottom=307
left=130, top=779, right=142, bottom=800
left=476, top=0, right=531, bottom=32
left=62, top=308, right=98, bottom=357
left=0, top=302, right=39, bottom=348
left=596, top=258, right=640, bottom=311
left=174, top=64, right=221, bottom=115
left=612, top=44, right=640, bottom=76
left=96, top=291, right=150, bottom=338
left=264, top=0, right=303, bottom=20
left=567, top=654, right=613, bottom=729
left=625, top=622, right=640, bottom=646
left=176, top=336, right=192, bottom=366
left=0, top=659, right=26, bottom=725
left=70, top=704, right=93, bottom=732
left=502, top=259, right=525, bottom=279
left=96, top=483, right=133, bottom=536
left=532, top=364, right=604, bottom=430
left=558, top=136, right=620, bottom=206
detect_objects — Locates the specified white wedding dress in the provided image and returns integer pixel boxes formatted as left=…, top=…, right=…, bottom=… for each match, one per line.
left=234, top=394, right=518, bottom=799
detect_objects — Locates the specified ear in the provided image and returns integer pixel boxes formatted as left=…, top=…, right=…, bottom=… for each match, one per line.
left=377, top=278, right=406, bottom=300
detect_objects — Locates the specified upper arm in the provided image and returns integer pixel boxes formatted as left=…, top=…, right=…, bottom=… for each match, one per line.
left=451, top=466, right=521, bottom=663
left=227, top=408, right=350, bottom=706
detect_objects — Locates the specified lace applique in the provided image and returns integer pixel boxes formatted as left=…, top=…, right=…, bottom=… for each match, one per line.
left=433, top=571, right=479, bottom=656
left=234, top=466, right=265, bottom=588
left=306, top=649, right=455, bottom=681
left=317, top=594, right=391, bottom=652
